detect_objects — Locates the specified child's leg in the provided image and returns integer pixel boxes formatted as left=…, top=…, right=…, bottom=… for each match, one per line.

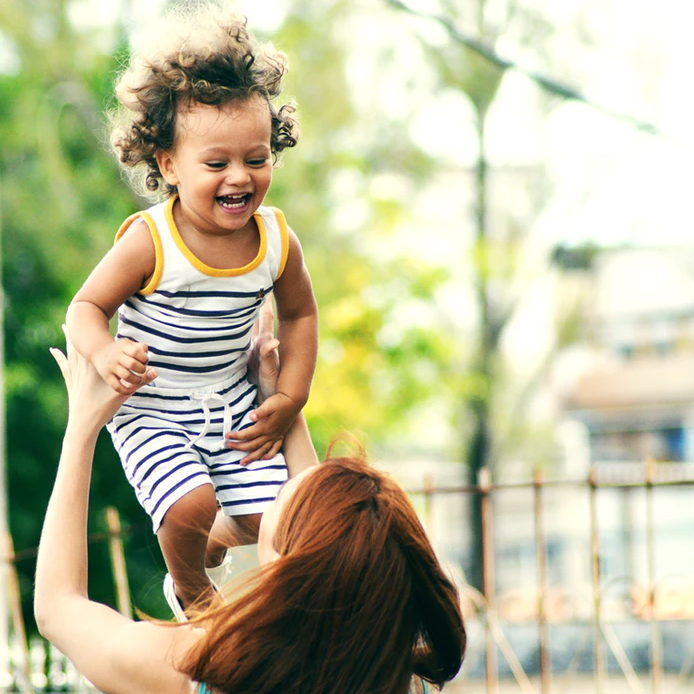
left=157, top=483, right=219, bottom=611
left=206, top=511, right=261, bottom=568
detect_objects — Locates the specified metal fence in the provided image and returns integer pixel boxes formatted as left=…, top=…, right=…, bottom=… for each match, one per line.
left=4, top=464, right=694, bottom=693
left=408, top=461, right=694, bottom=693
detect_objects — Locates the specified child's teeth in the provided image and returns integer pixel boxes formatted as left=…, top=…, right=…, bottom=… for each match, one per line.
left=219, top=194, right=246, bottom=208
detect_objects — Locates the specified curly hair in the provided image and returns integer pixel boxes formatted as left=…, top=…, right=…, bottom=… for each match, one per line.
left=109, top=5, right=299, bottom=199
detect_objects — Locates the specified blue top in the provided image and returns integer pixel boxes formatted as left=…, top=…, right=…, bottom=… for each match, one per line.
left=198, top=679, right=428, bottom=693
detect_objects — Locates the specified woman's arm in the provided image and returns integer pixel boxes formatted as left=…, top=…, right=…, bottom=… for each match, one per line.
left=238, top=297, right=319, bottom=476
left=34, top=336, right=195, bottom=694
left=229, top=229, right=318, bottom=463
left=281, top=410, right=320, bottom=476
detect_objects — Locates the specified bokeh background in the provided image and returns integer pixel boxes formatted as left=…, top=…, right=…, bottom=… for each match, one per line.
left=2, top=0, right=692, bottom=640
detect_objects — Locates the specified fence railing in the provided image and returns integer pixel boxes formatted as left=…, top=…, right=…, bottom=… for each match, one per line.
left=407, top=460, right=694, bottom=693
left=2, top=509, right=128, bottom=694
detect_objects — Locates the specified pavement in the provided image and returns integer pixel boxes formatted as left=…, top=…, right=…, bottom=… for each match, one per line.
left=447, top=673, right=691, bottom=693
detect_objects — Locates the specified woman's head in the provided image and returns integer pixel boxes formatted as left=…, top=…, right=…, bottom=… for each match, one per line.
left=182, top=454, right=466, bottom=694
left=110, top=5, right=299, bottom=198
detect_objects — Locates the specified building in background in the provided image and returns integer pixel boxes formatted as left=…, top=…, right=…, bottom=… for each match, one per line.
left=492, top=245, right=694, bottom=610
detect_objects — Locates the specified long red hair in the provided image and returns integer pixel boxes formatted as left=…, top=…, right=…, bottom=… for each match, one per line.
left=179, top=455, right=466, bottom=693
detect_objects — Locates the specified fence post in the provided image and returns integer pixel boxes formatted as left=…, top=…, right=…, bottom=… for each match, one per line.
left=533, top=468, right=550, bottom=694
left=106, top=507, right=132, bottom=619
left=644, top=460, right=662, bottom=693
left=478, top=467, right=497, bottom=694
left=588, top=466, right=605, bottom=694
left=423, top=474, right=434, bottom=538
left=2, top=531, right=31, bottom=694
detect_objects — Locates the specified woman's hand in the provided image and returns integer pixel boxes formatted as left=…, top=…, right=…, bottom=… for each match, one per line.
left=246, top=297, right=280, bottom=403
left=50, top=325, right=157, bottom=432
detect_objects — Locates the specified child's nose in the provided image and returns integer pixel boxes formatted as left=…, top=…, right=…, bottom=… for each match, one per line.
left=225, top=163, right=251, bottom=185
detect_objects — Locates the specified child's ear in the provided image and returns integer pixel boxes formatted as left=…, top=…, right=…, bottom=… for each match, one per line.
left=155, top=150, right=179, bottom=186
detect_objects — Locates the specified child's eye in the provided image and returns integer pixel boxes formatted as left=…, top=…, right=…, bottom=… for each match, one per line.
left=206, top=162, right=226, bottom=169
left=247, top=158, right=268, bottom=167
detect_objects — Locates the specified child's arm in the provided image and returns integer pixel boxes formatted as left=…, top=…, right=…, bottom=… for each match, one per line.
left=66, top=221, right=157, bottom=394
left=229, top=229, right=318, bottom=464
left=247, top=297, right=319, bottom=477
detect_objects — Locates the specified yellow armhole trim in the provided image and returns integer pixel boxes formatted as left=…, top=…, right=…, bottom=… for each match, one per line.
left=269, top=207, right=289, bottom=280
left=114, top=210, right=163, bottom=296
left=165, top=196, right=267, bottom=276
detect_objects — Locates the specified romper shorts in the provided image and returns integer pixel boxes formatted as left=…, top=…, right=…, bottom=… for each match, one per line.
left=106, top=372, right=288, bottom=533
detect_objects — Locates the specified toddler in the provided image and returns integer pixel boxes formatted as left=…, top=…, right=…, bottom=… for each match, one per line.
left=65, top=5, right=318, bottom=617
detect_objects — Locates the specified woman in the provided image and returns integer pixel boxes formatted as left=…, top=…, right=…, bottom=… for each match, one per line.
left=34, top=325, right=465, bottom=694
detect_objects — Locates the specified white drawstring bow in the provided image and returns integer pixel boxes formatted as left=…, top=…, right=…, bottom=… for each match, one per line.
left=185, top=393, right=233, bottom=449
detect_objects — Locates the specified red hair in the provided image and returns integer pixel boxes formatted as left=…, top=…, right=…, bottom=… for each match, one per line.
left=179, top=455, right=465, bottom=693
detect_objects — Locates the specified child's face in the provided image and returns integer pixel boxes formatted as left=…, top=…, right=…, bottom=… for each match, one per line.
left=156, top=95, right=273, bottom=237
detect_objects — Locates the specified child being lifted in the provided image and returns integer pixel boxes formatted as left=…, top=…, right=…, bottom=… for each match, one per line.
left=65, top=5, right=318, bottom=618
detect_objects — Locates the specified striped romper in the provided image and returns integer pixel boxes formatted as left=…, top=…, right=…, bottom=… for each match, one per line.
left=106, top=196, right=289, bottom=533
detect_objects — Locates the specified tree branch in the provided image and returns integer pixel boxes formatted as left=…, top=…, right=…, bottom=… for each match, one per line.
left=383, top=0, right=662, bottom=137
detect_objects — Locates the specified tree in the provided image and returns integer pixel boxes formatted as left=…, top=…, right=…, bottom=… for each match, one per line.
left=381, top=0, right=609, bottom=590
left=255, top=0, right=456, bottom=456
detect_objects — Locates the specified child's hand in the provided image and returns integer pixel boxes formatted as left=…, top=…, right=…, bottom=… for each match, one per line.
left=51, top=328, right=157, bottom=431
left=93, top=340, right=153, bottom=394
left=226, top=392, right=300, bottom=466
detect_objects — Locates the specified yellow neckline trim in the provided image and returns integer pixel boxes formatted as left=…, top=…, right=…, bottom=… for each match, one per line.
left=164, top=196, right=267, bottom=277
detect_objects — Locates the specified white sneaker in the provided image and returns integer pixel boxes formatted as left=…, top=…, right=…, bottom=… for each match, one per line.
left=205, top=550, right=234, bottom=590
left=163, top=573, right=188, bottom=622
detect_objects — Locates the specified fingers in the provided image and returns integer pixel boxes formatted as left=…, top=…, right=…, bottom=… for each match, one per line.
left=49, top=347, right=71, bottom=386
left=239, top=441, right=274, bottom=466
left=263, top=439, right=283, bottom=460
left=139, top=366, right=158, bottom=388
left=228, top=436, right=283, bottom=466
left=117, top=366, right=147, bottom=385
left=121, top=342, right=149, bottom=376
left=247, top=397, right=278, bottom=424
left=258, top=338, right=280, bottom=359
left=258, top=296, right=275, bottom=337
left=225, top=420, right=269, bottom=450
left=109, top=341, right=152, bottom=391
left=108, top=366, right=158, bottom=395
left=106, top=374, right=138, bottom=395
left=119, top=342, right=149, bottom=384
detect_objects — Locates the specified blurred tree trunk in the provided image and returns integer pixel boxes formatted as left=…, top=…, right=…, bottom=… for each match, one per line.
left=466, top=103, right=492, bottom=592
left=383, top=0, right=565, bottom=590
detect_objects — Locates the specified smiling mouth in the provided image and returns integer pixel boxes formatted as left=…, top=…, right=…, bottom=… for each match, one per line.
left=217, top=193, right=251, bottom=209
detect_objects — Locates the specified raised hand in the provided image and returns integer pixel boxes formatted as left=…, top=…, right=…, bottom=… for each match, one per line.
left=51, top=326, right=157, bottom=431
left=246, top=296, right=280, bottom=403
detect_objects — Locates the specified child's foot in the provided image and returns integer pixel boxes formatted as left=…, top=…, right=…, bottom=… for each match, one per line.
left=163, top=573, right=188, bottom=622
left=205, top=550, right=233, bottom=589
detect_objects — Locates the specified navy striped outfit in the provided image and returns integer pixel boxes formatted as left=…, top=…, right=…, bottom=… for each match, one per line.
left=106, top=196, right=289, bottom=532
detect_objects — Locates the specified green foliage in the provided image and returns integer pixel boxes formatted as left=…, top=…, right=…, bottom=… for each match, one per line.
left=0, top=8, right=169, bottom=624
